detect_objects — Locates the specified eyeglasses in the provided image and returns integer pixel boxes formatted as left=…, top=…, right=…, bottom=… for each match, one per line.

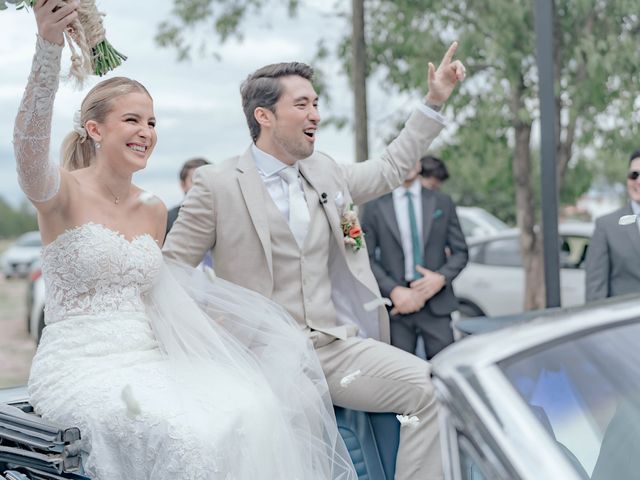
left=628, top=171, right=640, bottom=180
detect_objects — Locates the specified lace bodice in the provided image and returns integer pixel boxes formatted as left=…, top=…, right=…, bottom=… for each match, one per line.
left=14, top=35, right=63, bottom=202
left=42, top=223, right=162, bottom=324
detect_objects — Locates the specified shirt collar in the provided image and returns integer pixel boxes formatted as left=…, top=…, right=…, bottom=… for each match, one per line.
left=251, top=144, right=298, bottom=177
left=393, top=178, right=422, bottom=199
left=631, top=200, right=640, bottom=215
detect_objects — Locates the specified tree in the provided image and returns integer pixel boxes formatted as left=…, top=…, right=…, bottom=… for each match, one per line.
left=0, top=196, right=38, bottom=238
left=362, top=0, right=640, bottom=309
left=157, top=0, right=640, bottom=310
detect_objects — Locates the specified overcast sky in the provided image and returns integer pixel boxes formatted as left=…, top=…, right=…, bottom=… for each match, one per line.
left=0, top=1, right=437, bottom=208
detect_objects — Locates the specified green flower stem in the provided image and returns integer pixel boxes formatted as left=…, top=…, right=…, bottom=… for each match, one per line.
left=92, top=39, right=127, bottom=76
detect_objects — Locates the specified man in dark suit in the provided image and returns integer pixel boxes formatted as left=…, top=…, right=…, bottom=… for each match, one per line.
left=166, top=157, right=210, bottom=235
left=419, top=154, right=449, bottom=191
left=585, top=149, right=640, bottom=301
left=362, top=155, right=468, bottom=358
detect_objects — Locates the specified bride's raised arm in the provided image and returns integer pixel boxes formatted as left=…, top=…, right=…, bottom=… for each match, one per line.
left=13, top=0, right=78, bottom=206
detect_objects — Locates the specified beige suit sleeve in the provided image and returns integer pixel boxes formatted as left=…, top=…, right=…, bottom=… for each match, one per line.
left=163, top=167, right=217, bottom=267
left=342, top=110, right=444, bottom=205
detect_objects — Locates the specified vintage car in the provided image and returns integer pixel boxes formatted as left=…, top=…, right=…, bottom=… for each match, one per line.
left=3, top=294, right=640, bottom=479
left=435, top=294, right=640, bottom=479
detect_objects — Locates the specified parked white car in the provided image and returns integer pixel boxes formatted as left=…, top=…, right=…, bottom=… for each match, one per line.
left=1, top=231, right=42, bottom=279
left=453, top=222, right=593, bottom=317
left=456, top=206, right=510, bottom=239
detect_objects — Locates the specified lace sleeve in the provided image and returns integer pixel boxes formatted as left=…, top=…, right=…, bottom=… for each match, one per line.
left=13, top=35, right=63, bottom=203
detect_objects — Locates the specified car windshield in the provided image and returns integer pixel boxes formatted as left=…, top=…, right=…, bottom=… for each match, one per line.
left=499, top=321, right=640, bottom=479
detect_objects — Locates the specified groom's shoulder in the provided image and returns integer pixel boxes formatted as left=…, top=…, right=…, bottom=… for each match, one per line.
left=306, top=150, right=340, bottom=170
left=196, top=156, right=242, bottom=179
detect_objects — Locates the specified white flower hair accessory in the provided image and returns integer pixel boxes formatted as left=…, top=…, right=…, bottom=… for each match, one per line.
left=73, top=110, right=87, bottom=143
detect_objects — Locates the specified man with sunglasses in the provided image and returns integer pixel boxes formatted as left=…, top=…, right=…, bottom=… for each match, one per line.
left=585, top=149, right=640, bottom=301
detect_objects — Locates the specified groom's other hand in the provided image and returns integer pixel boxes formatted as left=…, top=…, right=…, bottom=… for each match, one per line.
left=424, top=41, right=466, bottom=108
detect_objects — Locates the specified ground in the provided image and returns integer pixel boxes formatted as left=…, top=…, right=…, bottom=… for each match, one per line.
left=0, top=239, right=36, bottom=389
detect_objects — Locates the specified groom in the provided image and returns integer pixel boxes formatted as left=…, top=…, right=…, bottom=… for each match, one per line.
left=164, top=43, right=465, bottom=479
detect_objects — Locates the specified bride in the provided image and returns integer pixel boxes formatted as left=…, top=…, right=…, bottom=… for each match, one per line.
left=15, top=1, right=356, bottom=479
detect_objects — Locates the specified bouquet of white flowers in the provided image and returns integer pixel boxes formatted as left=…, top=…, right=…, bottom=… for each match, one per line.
left=1, top=0, right=126, bottom=84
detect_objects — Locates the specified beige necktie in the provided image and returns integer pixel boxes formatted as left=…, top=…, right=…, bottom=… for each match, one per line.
left=279, top=166, right=310, bottom=248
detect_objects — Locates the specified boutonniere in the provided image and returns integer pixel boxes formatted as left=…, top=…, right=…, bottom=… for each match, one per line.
left=341, top=203, right=364, bottom=251
left=433, top=208, right=443, bottom=219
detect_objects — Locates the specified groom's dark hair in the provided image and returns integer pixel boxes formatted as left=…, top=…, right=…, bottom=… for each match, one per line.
left=241, top=62, right=314, bottom=142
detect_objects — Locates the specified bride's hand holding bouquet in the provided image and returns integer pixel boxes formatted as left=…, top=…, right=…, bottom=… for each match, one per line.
left=1, top=0, right=126, bottom=84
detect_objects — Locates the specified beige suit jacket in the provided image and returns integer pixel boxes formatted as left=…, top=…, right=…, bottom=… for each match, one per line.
left=163, top=110, right=444, bottom=343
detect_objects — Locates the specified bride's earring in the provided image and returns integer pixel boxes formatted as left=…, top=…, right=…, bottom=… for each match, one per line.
left=95, top=141, right=101, bottom=150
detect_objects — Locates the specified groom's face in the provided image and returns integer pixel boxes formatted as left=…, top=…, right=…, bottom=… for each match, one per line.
left=268, top=75, right=320, bottom=164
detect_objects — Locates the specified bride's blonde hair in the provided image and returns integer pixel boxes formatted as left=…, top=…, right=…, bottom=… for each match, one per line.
left=61, top=77, right=152, bottom=171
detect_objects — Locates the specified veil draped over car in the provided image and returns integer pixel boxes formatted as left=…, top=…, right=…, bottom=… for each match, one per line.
left=144, top=259, right=357, bottom=480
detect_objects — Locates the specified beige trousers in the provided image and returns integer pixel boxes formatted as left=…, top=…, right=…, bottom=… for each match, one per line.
left=312, top=332, right=443, bottom=480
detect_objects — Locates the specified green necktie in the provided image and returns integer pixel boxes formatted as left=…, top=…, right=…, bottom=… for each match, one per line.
left=405, top=190, right=423, bottom=279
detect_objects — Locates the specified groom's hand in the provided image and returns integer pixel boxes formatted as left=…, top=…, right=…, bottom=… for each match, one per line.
left=424, top=41, right=466, bottom=107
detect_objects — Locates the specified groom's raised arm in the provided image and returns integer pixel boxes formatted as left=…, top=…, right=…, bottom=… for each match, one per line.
left=163, top=166, right=217, bottom=267
left=343, top=42, right=465, bottom=205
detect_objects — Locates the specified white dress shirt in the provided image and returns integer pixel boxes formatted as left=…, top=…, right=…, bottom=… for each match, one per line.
left=251, top=144, right=306, bottom=223
left=392, top=179, right=424, bottom=281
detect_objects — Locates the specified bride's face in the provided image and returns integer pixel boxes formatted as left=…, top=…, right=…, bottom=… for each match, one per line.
left=95, top=92, right=157, bottom=172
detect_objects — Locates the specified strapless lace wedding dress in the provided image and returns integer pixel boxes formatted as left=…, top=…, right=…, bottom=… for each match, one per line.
left=17, top=34, right=355, bottom=480
left=28, top=223, right=292, bottom=479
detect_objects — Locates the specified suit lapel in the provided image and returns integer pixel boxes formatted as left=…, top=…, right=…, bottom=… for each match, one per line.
left=622, top=204, right=640, bottom=259
left=421, top=187, right=436, bottom=250
left=379, top=194, right=403, bottom=247
left=298, top=159, right=347, bottom=254
left=236, top=148, right=273, bottom=276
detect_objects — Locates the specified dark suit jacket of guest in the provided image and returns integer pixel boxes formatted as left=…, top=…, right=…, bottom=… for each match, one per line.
left=166, top=204, right=181, bottom=236
left=585, top=203, right=640, bottom=301
left=361, top=187, right=468, bottom=316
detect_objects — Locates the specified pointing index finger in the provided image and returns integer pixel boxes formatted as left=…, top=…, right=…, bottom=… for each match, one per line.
left=439, top=41, right=459, bottom=67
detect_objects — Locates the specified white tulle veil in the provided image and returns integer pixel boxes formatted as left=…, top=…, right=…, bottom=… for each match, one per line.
left=144, top=259, right=357, bottom=479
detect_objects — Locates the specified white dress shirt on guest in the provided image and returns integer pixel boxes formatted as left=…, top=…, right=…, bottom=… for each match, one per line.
left=392, top=179, right=423, bottom=281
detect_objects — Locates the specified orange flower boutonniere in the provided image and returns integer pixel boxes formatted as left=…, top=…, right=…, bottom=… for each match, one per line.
left=341, top=204, right=364, bottom=252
